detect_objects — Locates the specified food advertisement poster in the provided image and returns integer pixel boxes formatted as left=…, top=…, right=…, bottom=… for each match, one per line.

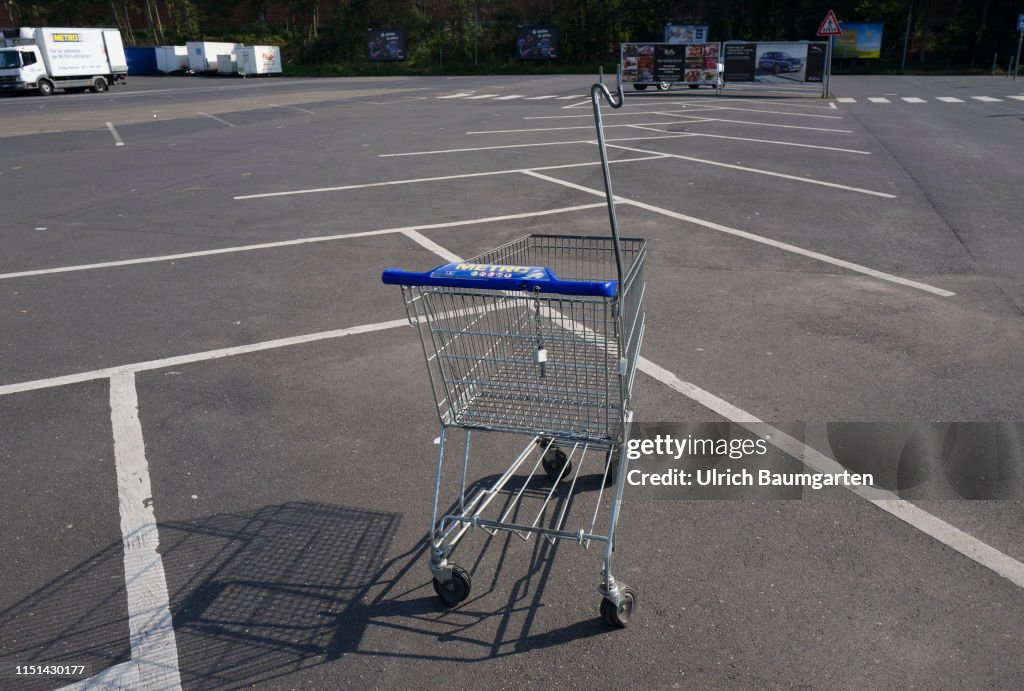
left=833, top=22, right=884, bottom=59
left=622, top=42, right=718, bottom=84
left=516, top=26, right=559, bottom=60
left=367, top=29, right=406, bottom=61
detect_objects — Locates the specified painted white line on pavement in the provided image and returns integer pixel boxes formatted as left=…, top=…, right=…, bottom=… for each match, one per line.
left=635, top=358, right=1024, bottom=591
left=106, top=372, right=181, bottom=690
left=971, top=96, right=1002, bottom=102
left=829, top=102, right=837, bottom=109
left=466, top=121, right=688, bottom=134
left=234, top=155, right=667, bottom=199
left=557, top=95, right=582, bottom=100
left=525, top=95, right=559, bottom=100
left=436, top=92, right=473, bottom=99
left=105, top=121, right=125, bottom=146
left=269, top=102, right=315, bottom=114
left=658, top=112, right=853, bottom=133
left=198, top=111, right=235, bottom=127
left=659, top=104, right=845, bottom=119
left=936, top=96, right=965, bottom=103
left=378, top=133, right=696, bottom=157
left=867, top=97, right=891, bottom=103
left=605, top=143, right=894, bottom=198
left=688, top=132, right=870, bottom=154
left=520, top=170, right=952, bottom=296
left=493, top=95, right=524, bottom=100
left=0, top=318, right=410, bottom=396
left=1008, top=95, right=1024, bottom=101
left=465, top=94, right=499, bottom=99
left=0, top=205, right=605, bottom=282
left=402, top=229, right=461, bottom=262
left=901, top=97, right=926, bottom=103
left=836, top=97, right=856, bottom=103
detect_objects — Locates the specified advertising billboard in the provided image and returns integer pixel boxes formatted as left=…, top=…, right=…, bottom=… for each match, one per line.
left=367, top=29, right=406, bottom=61
left=516, top=26, right=559, bottom=60
left=832, top=22, right=884, bottom=59
left=664, top=24, right=710, bottom=44
left=621, top=42, right=718, bottom=85
left=723, top=42, right=826, bottom=83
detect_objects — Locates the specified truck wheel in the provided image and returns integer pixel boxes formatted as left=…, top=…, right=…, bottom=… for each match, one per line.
left=91, top=77, right=108, bottom=93
left=37, top=79, right=54, bottom=96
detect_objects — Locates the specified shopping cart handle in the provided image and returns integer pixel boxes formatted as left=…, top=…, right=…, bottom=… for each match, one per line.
left=382, top=263, right=618, bottom=297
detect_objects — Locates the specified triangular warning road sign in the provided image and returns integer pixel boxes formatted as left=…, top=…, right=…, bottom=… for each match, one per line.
left=817, top=10, right=842, bottom=36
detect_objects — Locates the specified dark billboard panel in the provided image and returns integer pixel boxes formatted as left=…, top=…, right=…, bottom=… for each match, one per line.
left=516, top=26, right=559, bottom=60
left=367, top=29, right=406, bottom=62
left=723, top=43, right=756, bottom=82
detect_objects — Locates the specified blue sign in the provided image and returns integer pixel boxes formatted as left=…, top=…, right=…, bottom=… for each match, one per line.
left=1018, top=13, right=1024, bottom=31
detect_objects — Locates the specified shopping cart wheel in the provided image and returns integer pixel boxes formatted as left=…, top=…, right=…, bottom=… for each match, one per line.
left=542, top=447, right=572, bottom=482
left=600, top=587, right=637, bottom=628
left=432, top=565, right=472, bottom=607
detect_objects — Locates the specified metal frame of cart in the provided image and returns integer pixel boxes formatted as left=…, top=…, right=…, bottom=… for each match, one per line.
left=382, top=75, right=647, bottom=627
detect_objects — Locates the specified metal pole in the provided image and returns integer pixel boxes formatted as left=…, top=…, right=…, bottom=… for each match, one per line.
left=1014, top=29, right=1023, bottom=80
left=823, top=38, right=832, bottom=99
left=992, top=52, right=998, bottom=76
left=901, top=1, right=913, bottom=73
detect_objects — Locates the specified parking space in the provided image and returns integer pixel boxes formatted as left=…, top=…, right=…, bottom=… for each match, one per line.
left=2, top=74, right=1023, bottom=688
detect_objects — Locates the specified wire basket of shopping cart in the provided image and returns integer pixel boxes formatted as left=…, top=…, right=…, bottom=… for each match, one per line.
left=382, top=74, right=645, bottom=627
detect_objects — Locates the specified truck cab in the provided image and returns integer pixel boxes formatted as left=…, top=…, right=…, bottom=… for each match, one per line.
left=0, top=44, right=48, bottom=92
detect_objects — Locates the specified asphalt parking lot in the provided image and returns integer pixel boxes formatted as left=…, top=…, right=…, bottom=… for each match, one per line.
left=1, top=73, right=1023, bottom=689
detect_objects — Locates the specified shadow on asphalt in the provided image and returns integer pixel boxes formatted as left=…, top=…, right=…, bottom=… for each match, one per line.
left=0, top=488, right=619, bottom=689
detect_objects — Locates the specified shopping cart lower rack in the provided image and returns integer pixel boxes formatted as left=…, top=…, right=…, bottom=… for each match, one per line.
left=382, top=78, right=645, bottom=627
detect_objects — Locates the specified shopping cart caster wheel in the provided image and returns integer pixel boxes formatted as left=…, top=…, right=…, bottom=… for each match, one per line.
left=600, top=587, right=636, bottom=628
left=432, top=565, right=472, bottom=607
left=542, top=448, right=572, bottom=482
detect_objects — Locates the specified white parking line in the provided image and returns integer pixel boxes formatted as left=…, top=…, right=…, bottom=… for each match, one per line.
left=605, top=142, right=893, bottom=197
left=234, top=155, right=668, bottom=200
left=971, top=96, right=1002, bottom=102
left=936, top=96, right=964, bottom=103
left=556, top=95, right=582, bottom=100
left=493, top=95, right=524, bottom=100
left=901, top=97, right=926, bottom=103
left=98, top=372, right=182, bottom=691
left=198, top=111, right=235, bottom=127
left=659, top=104, right=845, bottom=119
left=1008, top=95, right=1024, bottom=101
left=525, top=95, right=560, bottom=100
left=521, top=170, right=951, bottom=296
left=105, top=121, right=125, bottom=146
left=378, top=133, right=696, bottom=157
left=836, top=97, right=856, bottom=103
left=436, top=92, right=473, bottom=99
left=867, top=97, right=891, bottom=103
left=685, top=132, right=870, bottom=155
left=465, top=94, right=499, bottom=99
left=269, top=102, right=315, bottom=114
left=658, top=112, right=852, bottom=133
left=0, top=205, right=605, bottom=283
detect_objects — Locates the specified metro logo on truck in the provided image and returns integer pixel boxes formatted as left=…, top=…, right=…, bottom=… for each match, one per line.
left=51, top=33, right=81, bottom=42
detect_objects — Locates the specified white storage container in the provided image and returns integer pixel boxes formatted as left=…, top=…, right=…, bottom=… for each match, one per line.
left=235, top=45, right=282, bottom=75
left=186, top=41, right=236, bottom=73
left=155, top=45, right=188, bottom=73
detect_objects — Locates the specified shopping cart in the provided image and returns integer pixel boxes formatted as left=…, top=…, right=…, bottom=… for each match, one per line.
left=382, top=74, right=645, bottom=627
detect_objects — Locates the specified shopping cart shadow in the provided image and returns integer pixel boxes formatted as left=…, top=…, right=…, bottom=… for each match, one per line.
left=0, top=493, right=612, bottom=688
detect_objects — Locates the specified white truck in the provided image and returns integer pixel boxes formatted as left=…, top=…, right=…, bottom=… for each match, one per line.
left=0, top=27, right=128, bottom=95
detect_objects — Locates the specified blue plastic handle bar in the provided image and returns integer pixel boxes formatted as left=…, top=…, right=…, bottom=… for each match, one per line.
left=382, top=262, right=618, bottom=298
